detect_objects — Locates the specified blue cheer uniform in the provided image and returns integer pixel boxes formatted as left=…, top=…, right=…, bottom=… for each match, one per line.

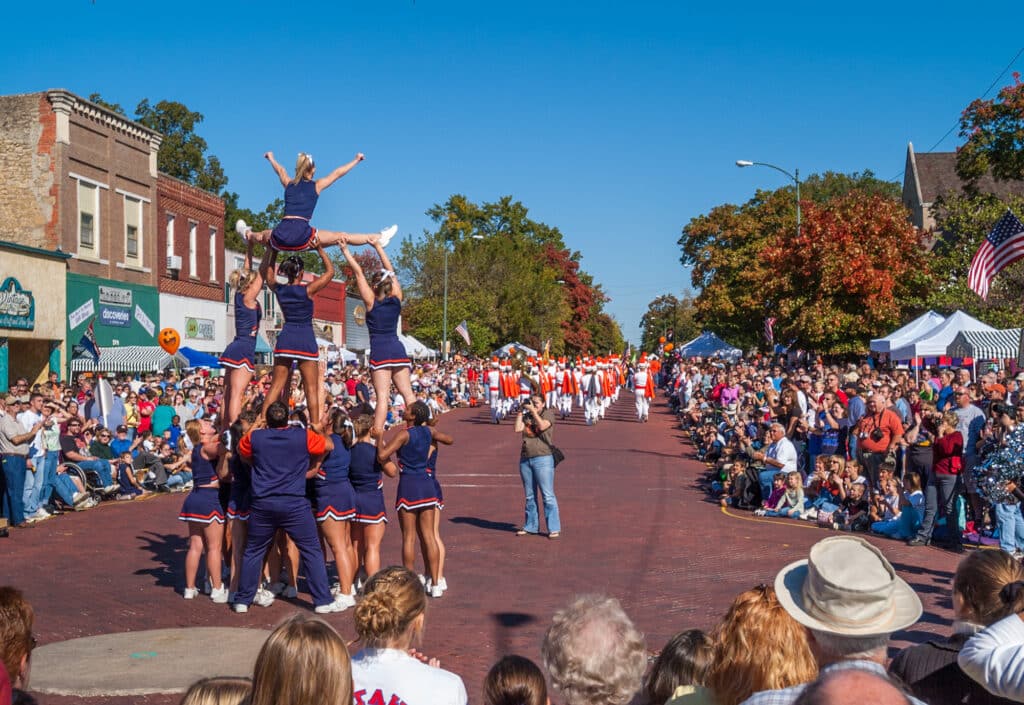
left=350, top=441, right=387, bottom=524
left=178, top=446, right=224, bottom=525
left=395, top=425, right=440, bottom=512
left=315, top=433, right=357, bottom=522
left=273, top=285, right=318, bottom=361
left=366, top=296, right=410, bottom=371
left=270, top=180, right=319, bottom=251
left=234, top=425, right=333, bottom=608
left=220, top=292, right=262, bottom=374
left=427, top=445, right=444, bottom=510
left=226, top=450, right=251, bottom=522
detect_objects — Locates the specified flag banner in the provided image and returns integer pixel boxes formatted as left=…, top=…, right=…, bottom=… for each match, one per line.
left=72, top=318, right=101, bottom=364
left=764, top=317, right=777, bottom=344
left=454, top=320, right=471, bottom=346
left=968, top=210, right=1024, bottom=300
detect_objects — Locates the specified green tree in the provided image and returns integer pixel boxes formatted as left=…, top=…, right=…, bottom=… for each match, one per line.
left=134, top=99, right=228, bottom=194
left=957, top=73, right=1024, bottom=186
left=639, top=293, right=700, bottom=351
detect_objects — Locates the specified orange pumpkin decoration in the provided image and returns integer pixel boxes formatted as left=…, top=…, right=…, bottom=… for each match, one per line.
left=659, top=336, right=666, bottom=344
left=158, top=327, right=181, bottom=355
left=664, top=343, right=674, bottom=352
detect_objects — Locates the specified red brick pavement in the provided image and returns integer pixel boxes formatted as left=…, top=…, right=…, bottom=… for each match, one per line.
left=1, top=395, right=962, bottom=705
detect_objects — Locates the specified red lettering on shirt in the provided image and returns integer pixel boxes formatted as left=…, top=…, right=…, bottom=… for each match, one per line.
left=368, top=689, right=386, bottom=705
left=353, top=690, right=367, bottom=705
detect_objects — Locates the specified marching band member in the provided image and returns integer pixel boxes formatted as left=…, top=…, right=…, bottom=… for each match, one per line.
left=633, top=355, right=655, bottom=422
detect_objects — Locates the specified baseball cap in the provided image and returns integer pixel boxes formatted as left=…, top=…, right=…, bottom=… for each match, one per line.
left=116, top=424, right=128, bottom=433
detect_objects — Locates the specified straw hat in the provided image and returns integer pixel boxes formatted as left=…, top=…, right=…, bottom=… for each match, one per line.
left=774, top=536, right=921, bottom=637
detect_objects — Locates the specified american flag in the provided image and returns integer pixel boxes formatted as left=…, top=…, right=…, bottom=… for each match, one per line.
left=763, top=316, right=777, bottom=345
left=454, top=320, right=471, bottom=346
left=968, top=210, right=1024, bottom=300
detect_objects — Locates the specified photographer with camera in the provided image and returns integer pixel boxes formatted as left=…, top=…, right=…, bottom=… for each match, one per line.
left=908, top=410, right=963, bottom=551
left=514, top=392, right=560, bottom=539
left=855, top=393, right=904, bottom=490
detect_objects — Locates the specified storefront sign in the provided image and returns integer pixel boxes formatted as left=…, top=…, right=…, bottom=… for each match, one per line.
left=185, top=317, right=215, bottom=340
left=69, top=299, right=95, bottom=329
left=99, top=304, right=131, bottom=327
left=0, top=277, right=34, bottom=330
left=134, top=305, right=155, bottom=336
left=99, top=285, right=132, bottom=307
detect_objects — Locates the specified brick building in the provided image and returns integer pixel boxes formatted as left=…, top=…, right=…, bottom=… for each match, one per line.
left=0, top=89, right=163, bottom=382
left=157, top=174, right=228, bottom=354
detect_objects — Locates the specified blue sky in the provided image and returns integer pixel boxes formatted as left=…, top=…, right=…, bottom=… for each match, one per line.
left=3, top=1, right=1021, bottom=343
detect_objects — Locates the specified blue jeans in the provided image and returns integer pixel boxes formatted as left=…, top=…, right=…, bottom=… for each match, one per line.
left=37, top=450, right=59, bottom=508
left=994, top=502, right=1024, bottom=554
left=23, top=452, right=45, bottom=515
left=1, top=455, right=28, bottom=526
left=519, top=454, right=560, bottom=534
left=166, top=471, right=193, bottom=489
left=758, top=469, right=778, bottom=504
left=77, top=458, right=114, bottom=487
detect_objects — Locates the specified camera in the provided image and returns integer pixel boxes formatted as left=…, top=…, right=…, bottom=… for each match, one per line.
left=870, top=428, right=885, bottom=443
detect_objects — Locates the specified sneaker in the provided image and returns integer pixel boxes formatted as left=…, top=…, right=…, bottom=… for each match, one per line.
left=430, top=584, right=443, bottom=598
left=34, top=507, right=51, bottom=519
left=116, top=493, right=134, bottom=501
left=76, top=497, right=99, bottom=510
left=906, top=537, right=930, bottom=547
left=183, top=587, right=199, bottom=600
left=314, top=594, right=354, bottom=614
left=72, top=492, right=88, bottom=506
left=283, top=585, right=298, bottom=599
left=101, top=484, right=120, bottom=495
left=253, top=588, right=275, bottom=608
left=210, top=586, right=229, bottom=604
left=417, top=574, right=426, bottom=586
left=232, top=603, right=249, bottom=613
left=438, top=577, right=447, bottom=592
left=378, top=224, right=398, bottom=247
left=266, top=581, right=286, bottom=596
left=235, top=219, right=252, bottom=241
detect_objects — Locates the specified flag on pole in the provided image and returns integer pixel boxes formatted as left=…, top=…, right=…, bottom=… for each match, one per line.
left=763, top=317, right=777, bottom=345
left=71, top=318, right=101, bottom=364
left=454, top=320, right=471, bottom=346
left=968, top=209, right=1024, bottom=300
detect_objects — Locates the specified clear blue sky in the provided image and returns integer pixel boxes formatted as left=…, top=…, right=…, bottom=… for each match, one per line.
left=3, top=1, right=1021, bottom=343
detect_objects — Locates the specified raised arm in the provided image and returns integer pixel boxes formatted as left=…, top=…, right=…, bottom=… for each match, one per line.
left=264, top=151, right=290, bottom=188
left=242, top=241, right=264, bottom=308
left=372, top=242, right=402, bottom=300
left=340, top=244, right=376, bottom=306
left=430, top=426, right=454, bottom=446
left=315, top=153, right=364, bottom=194
left=306, top=245, right=336, bottom=297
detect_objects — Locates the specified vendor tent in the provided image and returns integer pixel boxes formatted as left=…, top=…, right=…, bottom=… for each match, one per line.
left=948, top=329, right=1022, bottom=361
left=401, top=333, right=437, bottom=359
left=70, top=346, right=189, bottom=373
left=870, top=310, right=946, bottom=354
left=336, top=347, right=359, bottom=364
left=179, top=346, right=221, bottom=368
left=678, top=332, right=742, bottom=359
left=493, top=342, right=538, bottom=357
left=888, top=310, right=997, bottom=361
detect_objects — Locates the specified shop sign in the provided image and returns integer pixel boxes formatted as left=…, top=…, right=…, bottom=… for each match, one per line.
left=134, top=305, right=155, bottom=336
left=0, top=277, right=34, bottom=330
left=185, top=317, right=215, bottom=341
left=98, top=285, right=132, bottom=307
left=69, top=299, right=94, bottom=329
left=99, top=304, right=131, bottom=327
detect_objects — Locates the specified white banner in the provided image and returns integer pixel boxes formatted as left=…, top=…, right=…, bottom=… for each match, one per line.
left=68, top=299, right=94, bottom=329
left=134, top=304, right=155, bottom=336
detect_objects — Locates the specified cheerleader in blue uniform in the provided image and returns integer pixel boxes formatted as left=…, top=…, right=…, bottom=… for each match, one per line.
left=260, top=245, right=334, bottom=430
left=178, top=419, right=227, bottom=602
left=225, top=412, right=256, bottom=601
left=378, top=401, right=452, bottom=598
left=426, top=412, right=453, bottom=595
left=219, top=242, right=263, bottom=430
left=315, top=408, right=358, bottom=604
left=340, top=241, right=416, bottom=437
left=236, top=151, right=397, bottom=251
left=349, top=411, right=397, bottom=581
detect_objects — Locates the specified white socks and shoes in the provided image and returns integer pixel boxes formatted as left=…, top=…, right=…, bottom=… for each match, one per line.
left=254, top=588, right=276, bottom=608
left=183, top=587, right=199, bottom=600
left=235, top=219, right=252, bottom=241
left=379, top=224, right=398, bottom=247
left=210, top=586, right=229, bottom=604
left=315, top=594, right=356, bottom=613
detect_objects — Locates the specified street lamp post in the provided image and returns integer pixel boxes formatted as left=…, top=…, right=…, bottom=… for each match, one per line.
left=442, top=234, right=484, bottom=362
left=735, top=160, right=801, bottom=237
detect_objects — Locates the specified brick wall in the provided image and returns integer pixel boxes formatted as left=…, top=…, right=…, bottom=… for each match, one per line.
left=0, top=92, right=57, bottom=248
left=157, top=173, right=225, bottom=302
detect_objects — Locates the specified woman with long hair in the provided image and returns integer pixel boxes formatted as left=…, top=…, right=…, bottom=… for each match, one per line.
left=178, top=419, right=228, bottom=603
left=425, top=411, right=451, bottom=595
left=351, top=566, right=468, bottom=704
left=225, top=411, right=256, bottom=601
left=350, top=412, right=398, bottom=583
left=237, top=150, right=395, bottom=251
left=219, top=241, right=264, bottom=431
left=316, top=407, right=358, bottom=605
left=378, top=401, right=451, bottom=598
left=260, top=245, right=333, bottom=431
left=340, top=241, right=416, bottom=437
left=249, top=613, right=352, bottom=705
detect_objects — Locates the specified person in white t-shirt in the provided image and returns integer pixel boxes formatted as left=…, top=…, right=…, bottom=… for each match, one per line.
left=351, top=566, right=468, bottom=705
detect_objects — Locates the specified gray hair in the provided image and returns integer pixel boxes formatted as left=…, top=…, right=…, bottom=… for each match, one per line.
left=541, top=595, right=647, bottom=705
left=809, top=629, right=890, bottom=661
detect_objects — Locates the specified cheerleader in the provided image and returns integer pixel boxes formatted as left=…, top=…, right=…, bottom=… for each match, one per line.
left=378, top=401, right=450, bottom=598
left=425, top=412, right=454, bottom=594
left=260, top=245, right=333, bottom=430
left=236, top=151, right=396, bottom=251
left=178, top=419, right=227, bottom=602
left=315, top=408, right=358, bottom=605
left=225, top=411, right=256, bottom=601
left=339, top=241, right=416, bottom=437
left=350, top=411, right=397, bottom=581
left=219, top=241, right=263, bottom=430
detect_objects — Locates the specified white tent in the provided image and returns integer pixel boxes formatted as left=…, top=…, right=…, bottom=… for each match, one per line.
left=888, top=310, right=997, bottom=360
left=401, top=333, right=437, bottom=359
left=493, top=342, right=538, bottom=357
left=870, top=310, right=946, bottom=354
left=336, top=347, right=359, bottom=364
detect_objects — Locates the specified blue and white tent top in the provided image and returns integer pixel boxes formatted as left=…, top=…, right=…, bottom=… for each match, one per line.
left=493, top=341, right=539, bottom=357
left=947, top=328, right=1022, bottom=361
left=678, top=332, right=742, bottom=359
left=870, top=310, right=946, bottom=354
left=888, top=310, right=997, bottom=361
left=178, top=346, right=221, bottom=368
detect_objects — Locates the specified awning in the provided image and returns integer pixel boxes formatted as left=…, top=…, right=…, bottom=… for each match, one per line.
left=71, top=346, right=189, bottom=373
left=947, top=329, right=1023, bottom=360
left=255, top=335, right=272, bottom=354
left=179, top=346, right=221, bottom=368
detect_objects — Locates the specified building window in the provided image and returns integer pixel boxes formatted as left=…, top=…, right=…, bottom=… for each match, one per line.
left=166, top=214, right=175, bottom=257
left=209, top=227, right=217, bottom=281
left=233, top=255, right=245, bottom=271
left=124, top=195, right=142, bottom=263
left=189, top=221, right=197, bottom=276
left=77, top=181, right=98, bottom=256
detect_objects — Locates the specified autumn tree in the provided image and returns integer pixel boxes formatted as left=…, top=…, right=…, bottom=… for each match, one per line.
left=639, top=294, right=699, bottom=351
left=957, top=72, right=1024, bottom=186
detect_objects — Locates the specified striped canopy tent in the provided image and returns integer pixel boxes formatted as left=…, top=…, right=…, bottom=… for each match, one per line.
left=947, top=328, right=1023, bottom=361
left=70, top=345, right=189, bottom=373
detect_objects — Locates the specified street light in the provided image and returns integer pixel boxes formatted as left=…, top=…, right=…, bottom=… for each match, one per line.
left=442, top=234, right=484, bottom=361
left=735, top=160, right=801, bottom=237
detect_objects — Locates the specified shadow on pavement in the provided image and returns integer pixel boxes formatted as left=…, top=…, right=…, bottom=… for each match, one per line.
left=449, top=516, right=517, bottom=533
left=134, top=531, right=188, bottom=589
